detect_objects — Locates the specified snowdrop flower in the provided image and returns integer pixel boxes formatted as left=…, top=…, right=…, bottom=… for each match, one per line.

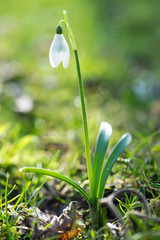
left=49, top=25, right=70, bottom=69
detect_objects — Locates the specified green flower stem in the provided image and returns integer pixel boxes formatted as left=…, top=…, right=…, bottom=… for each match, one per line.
left=63, top=11, right=93, bottom=196
left=74, top=49, right=93, bottom=195
left=63, top=10, right=76, bottom=50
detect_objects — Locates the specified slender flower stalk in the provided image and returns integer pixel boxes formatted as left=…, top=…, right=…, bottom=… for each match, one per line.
left=62, top=10, right=93, bottom=197
left=74, top=49, right=93, bottom=196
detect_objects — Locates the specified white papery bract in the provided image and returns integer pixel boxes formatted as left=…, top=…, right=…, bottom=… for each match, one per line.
left=49, top=34, right=70, bottom=69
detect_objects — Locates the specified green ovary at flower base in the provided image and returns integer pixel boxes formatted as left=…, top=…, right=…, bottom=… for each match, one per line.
left=20, top=10, right=132, bottom=230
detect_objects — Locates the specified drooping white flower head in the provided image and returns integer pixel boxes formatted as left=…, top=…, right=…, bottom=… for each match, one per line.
left=49, top=25, right=70, bottom=69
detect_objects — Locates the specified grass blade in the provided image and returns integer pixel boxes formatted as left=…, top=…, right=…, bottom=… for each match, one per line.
left=5, top=173, right=9, bottom=219
left=9, top=181, right=31, bottom=217
left=1, top=185, right=16, bottom=202
left=19, top=167, right=92, bottom=205
left=0, top=195, right=20, bottom=207
left=92, top=122, right=112, bottom=204
left=99, top=133, right=132, bottom=199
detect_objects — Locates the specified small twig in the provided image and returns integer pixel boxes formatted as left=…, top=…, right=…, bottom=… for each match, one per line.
left=127, top=210, right=160, bottom=224
left=99, top=188, right=149, bottom=219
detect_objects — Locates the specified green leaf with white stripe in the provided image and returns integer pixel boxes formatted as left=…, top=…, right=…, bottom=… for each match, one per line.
left=99, top=133, right=132, bottom=199
left=92, top=122, right=112, bottom=205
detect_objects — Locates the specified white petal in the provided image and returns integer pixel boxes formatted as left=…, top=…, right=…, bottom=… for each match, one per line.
left=61, top=36, right=70, bottom=69
left=52, top=50, right=63, bottom=68
left=49, top=35, right=56, bottom=68
left=49, top=47, right=56, bottom=68
left=49, top=35, right=62, bottom=68
left=49, top=34, right=70, bottom=69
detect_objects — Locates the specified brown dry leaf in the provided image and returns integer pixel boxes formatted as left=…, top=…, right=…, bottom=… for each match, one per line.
left=7, top=201, right=84, bottom=239
left=59, top=227, right=82, bottom=240
left=32, top=201, right=84, bottom=239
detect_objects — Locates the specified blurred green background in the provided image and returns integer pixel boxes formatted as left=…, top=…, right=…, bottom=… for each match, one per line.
left=0, top=0, right=160, bottom=172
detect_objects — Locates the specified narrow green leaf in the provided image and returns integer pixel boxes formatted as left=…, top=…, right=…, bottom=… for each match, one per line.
left=5, top=173, right=9, bottom=219
left=0, top=194, right=20, bottom=207
left=92, top=122, right=112, bottom=204
left=99, top=133, right=132, bottom=199
left=9, top=181, right=31, bottom=217
left=1, top=184, right=16, bottom=202
left=19, top=167, right=92, bottom=205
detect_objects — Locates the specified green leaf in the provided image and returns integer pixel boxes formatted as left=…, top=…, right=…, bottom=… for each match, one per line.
left=92, top=122, right=112, bottom=204
left=99, top=133, right=132, bottom=199
left=19, top=167, right=92, bottom=205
